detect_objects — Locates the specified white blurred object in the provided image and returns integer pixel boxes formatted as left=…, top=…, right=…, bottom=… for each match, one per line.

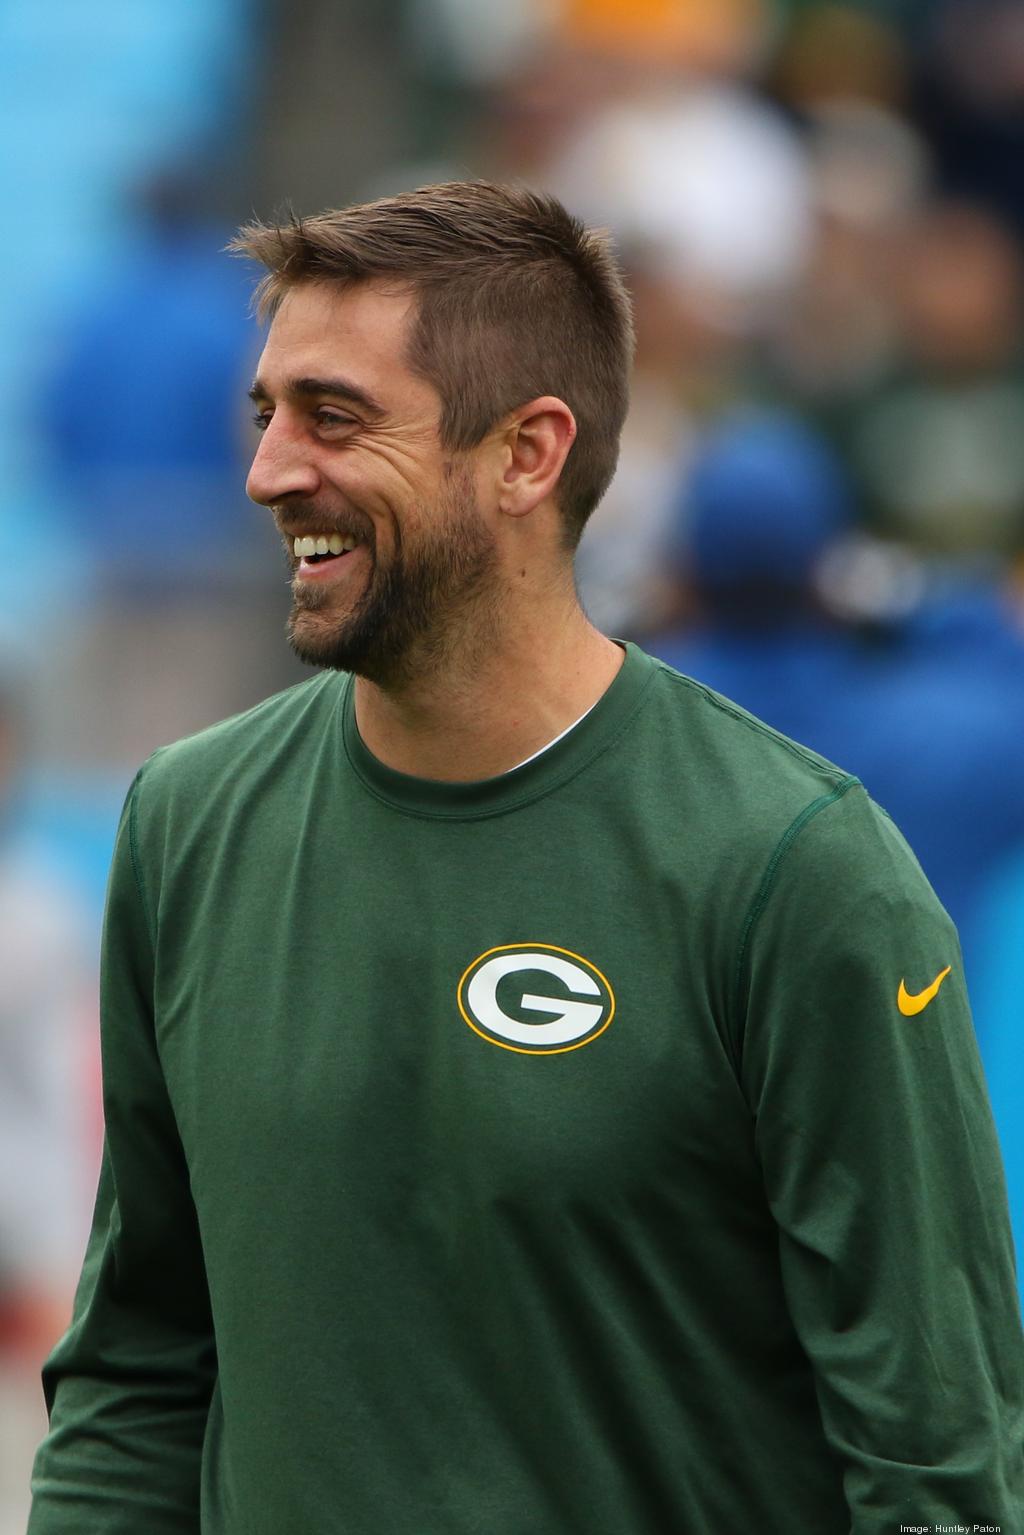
left=544, top=84, right=813, bottom=310
left=815, top=533, right=926, bottom=625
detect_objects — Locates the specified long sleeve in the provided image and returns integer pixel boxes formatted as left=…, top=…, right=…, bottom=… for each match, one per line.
left=738, top=782, right=1024, bottom=1532
left=29, top=771, right=216, bottom=1533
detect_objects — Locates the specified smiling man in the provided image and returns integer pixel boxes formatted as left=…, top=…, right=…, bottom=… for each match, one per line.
left=29, top=183, right=1024, bottom=1534
left=245, top=283, right=507, bottom=694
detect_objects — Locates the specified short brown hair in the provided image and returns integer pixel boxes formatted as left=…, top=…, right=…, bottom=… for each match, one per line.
left=230, top=181, right=634, bottom=548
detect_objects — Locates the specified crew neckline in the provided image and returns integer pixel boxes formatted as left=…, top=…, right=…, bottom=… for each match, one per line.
left=505, top=698, right=599, bottom=772
left=340, top=641, right=656, bottom=820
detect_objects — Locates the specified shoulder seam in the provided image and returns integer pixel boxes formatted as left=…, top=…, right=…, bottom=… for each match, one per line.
left=344, top=660, right=660, bottom=822
left=733, top=775, right=861, bottom=1029
left=127, top=764, right=158, bottom=949
left=653, top=662, right=850, bottom=778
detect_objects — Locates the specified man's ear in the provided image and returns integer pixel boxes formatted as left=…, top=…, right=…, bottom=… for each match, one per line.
left=499, top=396, right=577, bottom=519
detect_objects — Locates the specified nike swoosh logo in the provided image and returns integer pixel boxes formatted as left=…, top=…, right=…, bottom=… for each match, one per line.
left=897, top=966, right=952, bottom=1016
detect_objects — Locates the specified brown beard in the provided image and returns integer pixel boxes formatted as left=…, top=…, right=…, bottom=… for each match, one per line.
left=285, top=464, right=499, bottom=687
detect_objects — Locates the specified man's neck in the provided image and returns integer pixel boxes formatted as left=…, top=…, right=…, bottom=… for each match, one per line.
left=352, top=603, right=625, bottom=782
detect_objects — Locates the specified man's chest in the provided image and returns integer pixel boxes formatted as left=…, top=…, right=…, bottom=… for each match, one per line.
left=152, top=807, right=756, bottom=1232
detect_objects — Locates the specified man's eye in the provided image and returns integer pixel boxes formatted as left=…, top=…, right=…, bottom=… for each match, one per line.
left=316, top=410, right=356, bottom=430
left=251, top=412, right=271, bottom=432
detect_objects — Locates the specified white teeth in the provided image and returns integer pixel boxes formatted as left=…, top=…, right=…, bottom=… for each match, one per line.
left=292, top=532, right=358, bottom=559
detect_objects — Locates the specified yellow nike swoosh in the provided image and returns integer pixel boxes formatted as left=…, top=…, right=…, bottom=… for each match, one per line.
left=897, top=966, right=952, bottom=1017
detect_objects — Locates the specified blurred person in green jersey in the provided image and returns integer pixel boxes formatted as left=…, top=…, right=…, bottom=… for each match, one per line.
left=29, top=182, right=1024, bottom=1535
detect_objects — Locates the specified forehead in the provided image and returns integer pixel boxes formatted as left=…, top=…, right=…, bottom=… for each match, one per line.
left=255, top=280, right=435, bottom=409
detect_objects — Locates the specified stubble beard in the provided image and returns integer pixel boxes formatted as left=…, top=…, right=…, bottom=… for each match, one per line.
left=285, top=466, right=501, bottom=688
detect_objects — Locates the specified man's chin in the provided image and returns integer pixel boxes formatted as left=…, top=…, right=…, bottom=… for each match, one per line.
left=288, top=608, right=354, bottom=671
left=287, top=605, right=391, bottom=678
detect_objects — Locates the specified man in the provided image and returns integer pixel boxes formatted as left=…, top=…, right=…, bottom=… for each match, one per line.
left=29, top=182, right=1023, bottom=1533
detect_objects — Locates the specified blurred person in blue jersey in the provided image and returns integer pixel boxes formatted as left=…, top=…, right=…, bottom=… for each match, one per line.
left=650, top=410, right=860, bottom=735
left=46, top=172, right=261, bottom=587
left=649, top=409, right=1024, bottom=960
left=40, top=171, right=301, bottom=771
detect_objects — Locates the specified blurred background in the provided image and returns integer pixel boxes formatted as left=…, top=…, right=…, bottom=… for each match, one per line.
left=3, top=0, right=1024, bottom=1522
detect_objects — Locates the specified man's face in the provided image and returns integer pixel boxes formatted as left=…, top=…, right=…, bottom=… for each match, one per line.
left=246, top=281, right=498, bottom=683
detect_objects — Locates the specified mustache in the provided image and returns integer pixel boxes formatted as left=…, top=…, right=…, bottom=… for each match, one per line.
left=274, top=499, right=375, bottom=546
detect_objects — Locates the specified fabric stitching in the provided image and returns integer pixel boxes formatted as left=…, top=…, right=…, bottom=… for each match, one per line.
left=732, top=777, right=861, bottom=1042
left=655, top=663, right=852, bottom=778
left=127, top=764, right=158, bottom=949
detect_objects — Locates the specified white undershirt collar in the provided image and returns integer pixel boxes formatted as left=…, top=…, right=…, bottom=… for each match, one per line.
left=505, top=701, right=599, bottom=774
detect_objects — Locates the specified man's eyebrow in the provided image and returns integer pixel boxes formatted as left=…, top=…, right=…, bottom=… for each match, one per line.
left=248, top=375, right=386, bottom=417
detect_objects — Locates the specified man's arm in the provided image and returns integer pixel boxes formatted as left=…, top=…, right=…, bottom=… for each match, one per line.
left=29, top=770, right=215, bottom=1533
left=738, top=782, right=1024, bottom=1532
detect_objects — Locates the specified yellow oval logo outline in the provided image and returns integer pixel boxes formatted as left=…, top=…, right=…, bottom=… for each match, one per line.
left=457, top=942, right=616, bottom=1056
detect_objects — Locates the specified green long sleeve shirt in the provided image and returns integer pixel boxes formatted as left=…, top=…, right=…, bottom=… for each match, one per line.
left=30, top=644, right=1024, bottom=1532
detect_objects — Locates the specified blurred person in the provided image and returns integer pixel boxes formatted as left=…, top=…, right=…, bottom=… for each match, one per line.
left=542, top=73, right=814, bottom=633
left=762, top=102, right=926, bottom=412
left=40, top=171, right=301, bottom=773
left=650, top=409, right=1024, bottom=949
left=649, top=409, right=863, bottom=729
left=0, top=676, right=94, bottom=1350
left=911, top=0, right=1024, bottom=239
left=570, top=247, right=734, bottom=637
left=761, top=15, right=928, bottom=448
left=849, top=200, right=1024, bottom=555
left=46, top=170, right=261, bottom=585
left=29, top=183, right=1023, bottom=1534
left=0, top=672, right=95, bottom=1534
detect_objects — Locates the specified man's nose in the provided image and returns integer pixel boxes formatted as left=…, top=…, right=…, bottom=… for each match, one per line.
left=245, top=418, right=320, bottom=507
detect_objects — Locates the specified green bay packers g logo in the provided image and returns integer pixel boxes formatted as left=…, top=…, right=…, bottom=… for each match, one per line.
left=457, top=943, right=615, bottom=1055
